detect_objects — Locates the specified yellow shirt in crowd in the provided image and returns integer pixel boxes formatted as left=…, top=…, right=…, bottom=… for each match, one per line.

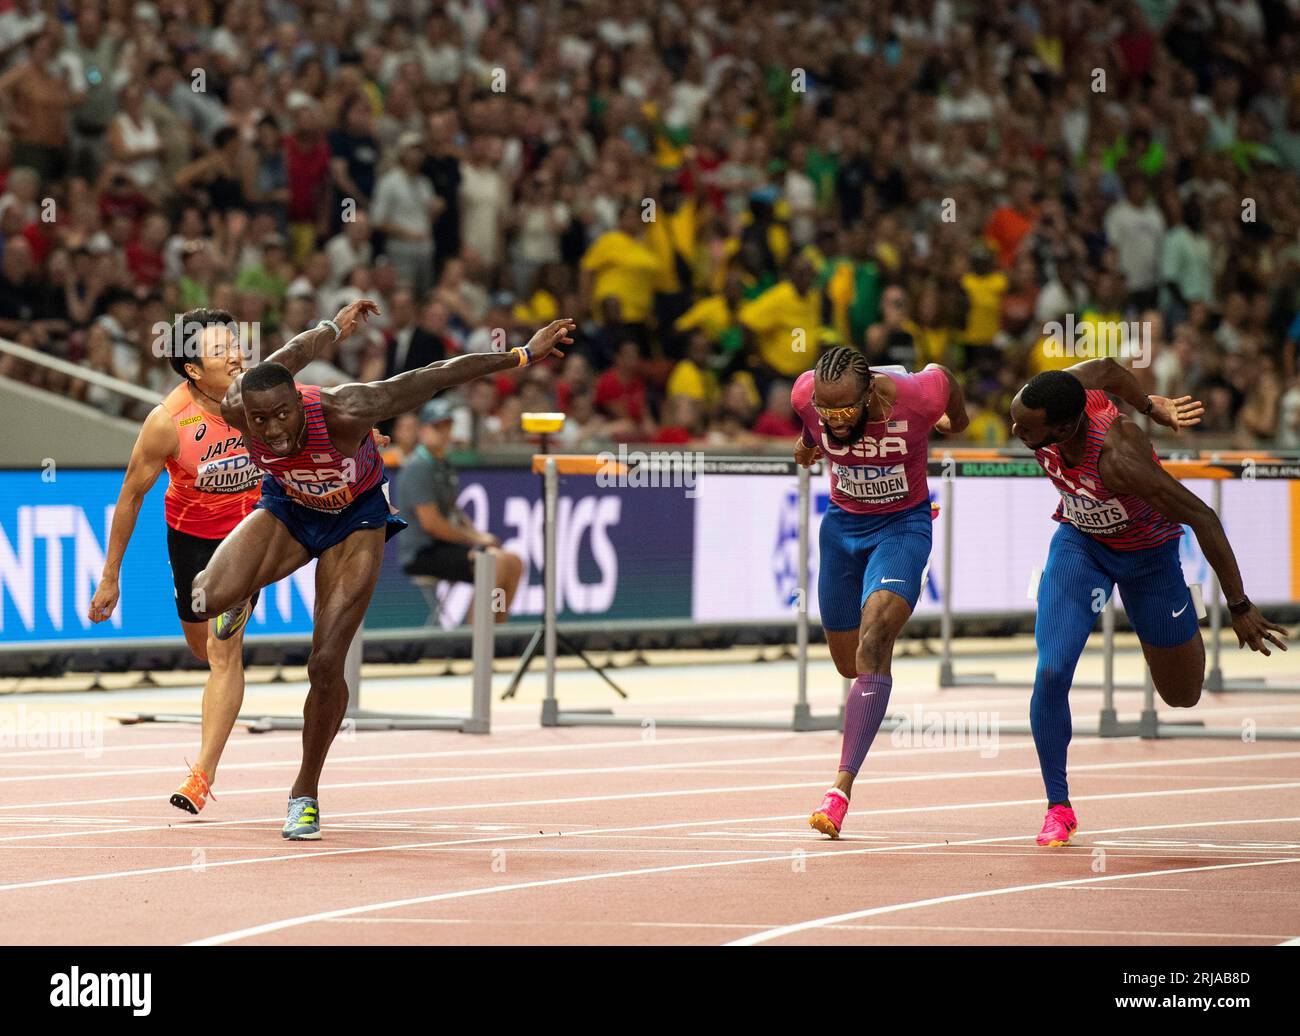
left=740, top=281, right=824, bottom=377
left=513, top=289, right=559, bottom=325
left=580, top=230, right=660, bottom=324
left=666, top=358, right=720, bottom=406
left=674, top=294, right=734, bottom=341
left=1026, top=308, right=1124, bottom=375
left=960, top=270, right=1008, bottom=345
left=965, top=408, right=1010, bottom=446
left=646, top=199, right=698, bottom=294
left=903, top=320, right=955, bottom=367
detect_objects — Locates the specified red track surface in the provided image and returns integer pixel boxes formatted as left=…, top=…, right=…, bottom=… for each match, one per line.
left=3, top=684, right=1300, bottom=946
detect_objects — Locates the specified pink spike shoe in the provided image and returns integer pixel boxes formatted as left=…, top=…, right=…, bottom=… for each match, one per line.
left=1036, top=804, right=1079, bottom=847
left=810, top=788, right=849, bottom=839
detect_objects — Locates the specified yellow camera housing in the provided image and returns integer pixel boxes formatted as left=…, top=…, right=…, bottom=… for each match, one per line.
left=521, top=412, right=566, bottom=434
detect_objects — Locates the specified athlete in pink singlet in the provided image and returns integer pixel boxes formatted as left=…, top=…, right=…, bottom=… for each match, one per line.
left=791, top=347, right=969, bottom=839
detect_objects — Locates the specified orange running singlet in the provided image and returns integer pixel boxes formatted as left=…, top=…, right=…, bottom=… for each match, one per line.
left=162, top=382, right=261, bottom=538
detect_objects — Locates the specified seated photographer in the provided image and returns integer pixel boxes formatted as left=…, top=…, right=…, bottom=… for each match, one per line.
left=399, top=397, right=524, bottom=623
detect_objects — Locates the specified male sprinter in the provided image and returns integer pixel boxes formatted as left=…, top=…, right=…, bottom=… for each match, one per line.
left=88, top=302, right=380, bottom=813
left=1010, top=359, right=1288, bottom=846
left=192, top=317, right=575, bottom=839
left=793, top=347, right=968, bottom=838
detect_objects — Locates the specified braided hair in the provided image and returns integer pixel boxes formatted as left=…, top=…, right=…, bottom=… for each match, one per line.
left=814, top=346, right=872, bottom=392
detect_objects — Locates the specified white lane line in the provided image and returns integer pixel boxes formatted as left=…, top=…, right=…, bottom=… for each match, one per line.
left=3, top=751, right=1299, bottom=849
left=0, top=736, right=1079, bottom=812
left=727, top=857, right=1300, bottom=946
left=187, top=822, right=1300, bottom=947
left=0, top=730, right=841, bottom=783
left=5, top=742, right=1295, bottom=814
left=5, top=774, right=1294, bottom=899
left=0, top=734, right=306, bottom=760
left=316, top=917, right=1292, bottom=941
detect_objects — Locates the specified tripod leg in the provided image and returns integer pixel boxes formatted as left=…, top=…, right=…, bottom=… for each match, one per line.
left=558, top=633, right=629, bottom=699
left=501, top=626, right=543, bottom=700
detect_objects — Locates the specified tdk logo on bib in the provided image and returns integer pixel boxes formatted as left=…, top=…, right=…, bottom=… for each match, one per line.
left=834, top=463, right=909, bottom=503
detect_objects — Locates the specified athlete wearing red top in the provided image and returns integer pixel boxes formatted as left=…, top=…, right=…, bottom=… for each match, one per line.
left=89, top=308, right=260, bottom=816
left=190, top=314, right=576, bottom=840
left=161, top=381, right=260, bottom=537
left=88, top=302, right=384, bottom=816
left=1035, top=389, right=1183, bottom=551
left=1010, top=359, right=1287, bottom=848
left=245, top=384, right=385, bottom=512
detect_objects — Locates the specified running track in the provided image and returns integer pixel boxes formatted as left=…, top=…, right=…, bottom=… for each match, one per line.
left=2, top=652, right=1299, bottom=946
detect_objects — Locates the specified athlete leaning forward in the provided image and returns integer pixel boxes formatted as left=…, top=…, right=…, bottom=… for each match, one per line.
left=792, top=347, right=970, bottom=838
left=89, top=302, right=383, bottom=814
left=1011, top=359, right=1287, bottom=846
left=190, top=311, right=575, bottom=839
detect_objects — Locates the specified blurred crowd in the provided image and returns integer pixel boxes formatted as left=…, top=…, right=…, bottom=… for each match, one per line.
left=0, top=0, right=1298, bottom=455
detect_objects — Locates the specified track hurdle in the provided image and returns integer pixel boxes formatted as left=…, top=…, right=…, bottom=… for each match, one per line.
left=935, top=452, right=1298, bottom=700
left=118, top=549, right=498, bottom=733
left=529, top=453, right=853, bottom=731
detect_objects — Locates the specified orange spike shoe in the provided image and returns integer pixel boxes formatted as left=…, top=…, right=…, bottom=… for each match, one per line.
left=170, top=761, right=216, bottom=815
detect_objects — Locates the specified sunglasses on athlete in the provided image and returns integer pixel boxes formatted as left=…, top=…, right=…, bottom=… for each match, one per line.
left=812, top=397, right=866, bottom=422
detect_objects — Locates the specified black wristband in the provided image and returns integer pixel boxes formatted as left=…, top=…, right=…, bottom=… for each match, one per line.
left=1141, top=396, right=1154, bottom=416
left=1228, top=597, right=1252, bottom=616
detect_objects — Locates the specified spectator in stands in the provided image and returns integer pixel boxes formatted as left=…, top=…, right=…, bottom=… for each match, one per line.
left=984, top=173, right=1039, bottom=270
left=1106, top=175, right=1167, bottom=309
left=0, top=1, right=1294, bottom=453
left=752, top=380, right=802, bottom=439
left=959, top=243, right=1007, bottom=373
left=372, top=131, right=437, bottom=298
left=328, top=93, right=380, bottom=229
left=398, top=397, right=524, bottom=624
left=665, top=331, right=720, bottom=411
left=107, top=83, right=162, bottom=192
left=866, top=285, right=917, bottom=369
left=580, top=204, right=659, bottom=351
left=386, top=298, right=452, bottom=378
left=739, top=255, right=825, bottom=394
left=594, top=339, right=651, bottom=439
left=381, top=410, right=420, bottom=468
left=283, top=100, right=332, bottom=262
left=0, top=25, right=72, bottom=184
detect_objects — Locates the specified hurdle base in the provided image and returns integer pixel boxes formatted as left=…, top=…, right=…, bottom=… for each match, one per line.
left=792, top=701, right=841, bottom=731
left=114, top=710, right=488, bottom=733
left=1096, top=708, right=1149, bottom=738
left=538, top=699, right=855, bottom=732
left=1204, top=667, right=1300, bottom=694
left=1153, top=724, right=1300, bottom=740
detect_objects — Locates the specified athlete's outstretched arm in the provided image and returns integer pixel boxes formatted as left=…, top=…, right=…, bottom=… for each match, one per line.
left=328, top=319, right=574, bottom=438
left=263, top=299, right=381, bottom=376
left=1099, top=420, right=1288, bottom=656
left=1067, top=357, right=1204, bottom=431
left=926, top=364, right=970, bottom=435
left=88, top=407, right=177, bottom=623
